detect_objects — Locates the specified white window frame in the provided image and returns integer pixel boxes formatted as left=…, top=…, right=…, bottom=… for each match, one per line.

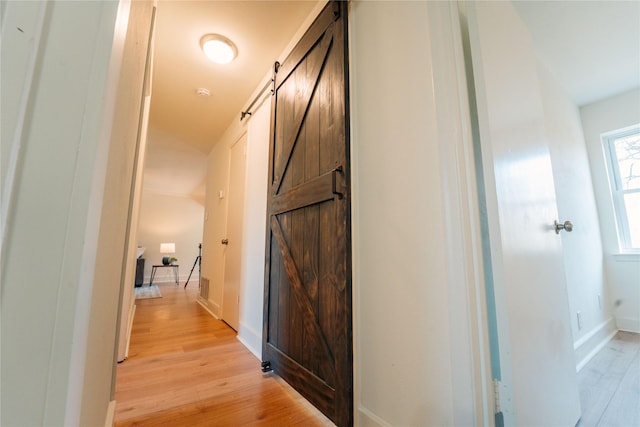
left=602, top=124, right=640, bottom=253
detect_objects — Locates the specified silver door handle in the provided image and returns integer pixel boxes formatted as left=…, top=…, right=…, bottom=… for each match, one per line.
left=221, top=238, right=229, bottom=245
left=554, top=220, right=573, bottom=234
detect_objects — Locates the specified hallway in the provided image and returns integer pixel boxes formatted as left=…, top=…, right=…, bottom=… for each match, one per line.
left=114, top=283, right=333, bottom=426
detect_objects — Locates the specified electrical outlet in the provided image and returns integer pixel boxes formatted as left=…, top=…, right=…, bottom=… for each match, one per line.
left=577, top=311, right=583, bottom=330
left=598, top=294, right=602, bottom=309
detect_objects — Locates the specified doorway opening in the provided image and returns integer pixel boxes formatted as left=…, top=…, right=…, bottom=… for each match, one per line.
left=114, top=1, right=346, bottom=425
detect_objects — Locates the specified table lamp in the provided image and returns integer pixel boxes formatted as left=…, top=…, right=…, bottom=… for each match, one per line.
left=160, top=242, right=175, bottom=265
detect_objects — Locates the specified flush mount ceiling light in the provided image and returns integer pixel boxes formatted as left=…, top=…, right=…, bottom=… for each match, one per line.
left=200, top=34, right=238, bottom=64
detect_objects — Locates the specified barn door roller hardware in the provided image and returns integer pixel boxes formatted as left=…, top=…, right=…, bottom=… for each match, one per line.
left=332, top=164, right=344, bottom=199
left=261, top=360, right=272, bottom=373
left=240, top=77, right=274, bottom=121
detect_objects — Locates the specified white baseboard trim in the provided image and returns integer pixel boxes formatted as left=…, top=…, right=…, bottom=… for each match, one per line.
left=143, top=273, right=199, bottom=285
left=196, top=296, right=219, bottom=319
left=237, top=322, right=262, bottom=360
left=573, top=318, right=615, bottom=350
left=357, top=406, right=392, bottom=427
left=574, top=318, right=618, bottom=372
left=104, top=400, right=116, bottom=427
left=616, top=316, right=640, bottom=333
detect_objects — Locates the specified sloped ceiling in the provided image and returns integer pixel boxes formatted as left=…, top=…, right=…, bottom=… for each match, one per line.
left=143, top=126, right=208, bottom=202
left=513, top=0, right=640, bottom=107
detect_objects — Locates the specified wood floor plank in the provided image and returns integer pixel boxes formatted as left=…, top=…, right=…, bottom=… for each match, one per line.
left=115, top=283, right=333, bottom=426
left=595, top=334, right=640, bottom=426
left=577, top=331, right=640, bottom=427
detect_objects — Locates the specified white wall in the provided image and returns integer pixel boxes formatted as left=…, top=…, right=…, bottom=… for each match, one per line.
left=117, top=83, right=152, bottom=364
left=78, top=1, right=154, bottom=424
left=581, top=88, right=640, bottom=333
left=237, top=96, right=271, bottom=356
left=537, top=64, right=616, bottom=368
left=1, top=1, right=42, bottom=192
left=350, top=2, right=487, bottom=425
left=143, top=126, right=208, bottom=204
left=1, top=1, right=154, bottom=425
left=2, top=3, right=118, bottom=424
left=201, top=129, right=238, bottom=317
left=199, top=95, right=270, bottom=355
left=137, top=191, right=204, bottom=283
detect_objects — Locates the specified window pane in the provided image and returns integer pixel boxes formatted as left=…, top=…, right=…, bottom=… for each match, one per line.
left=623, top=192, right=640, bottom=248
left=614, top=133, right=640, bottom=190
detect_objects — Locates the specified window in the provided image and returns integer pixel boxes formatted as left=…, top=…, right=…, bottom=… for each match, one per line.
left=603, top=125, right=640, bottom=251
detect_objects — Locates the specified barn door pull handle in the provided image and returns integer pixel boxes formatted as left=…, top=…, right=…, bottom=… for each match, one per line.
left=554, top=220, right=573, bottom=234
left=221, top=238, right=229, bottom=245
left=332, top=165, right=344, bottom=199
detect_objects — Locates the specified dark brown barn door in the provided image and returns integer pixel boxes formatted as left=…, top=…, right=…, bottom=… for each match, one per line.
left=262, top=2, right=352, bottom=425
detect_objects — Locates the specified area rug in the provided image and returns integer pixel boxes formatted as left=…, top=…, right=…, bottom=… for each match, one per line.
left=134, top=285, right=162, bottom=300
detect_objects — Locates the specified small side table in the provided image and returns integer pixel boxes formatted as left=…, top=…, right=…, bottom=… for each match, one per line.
left=149, top=264, right=179, bottom=286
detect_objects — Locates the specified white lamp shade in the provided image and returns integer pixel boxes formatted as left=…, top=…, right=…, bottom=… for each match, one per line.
left=160, top=243, right=175, bottom=254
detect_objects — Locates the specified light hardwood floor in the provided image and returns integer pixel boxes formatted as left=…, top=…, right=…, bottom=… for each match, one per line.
left=116, top=283, right=639, bottom=426
left=577, top=331, right=640, bottom=427
left=114, top=283, right=334, bottom=426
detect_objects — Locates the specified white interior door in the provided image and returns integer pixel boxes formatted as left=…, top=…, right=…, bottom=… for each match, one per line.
left=222, top=135, right=247, bottom=331
left=464, top=2, right=581, bottom=425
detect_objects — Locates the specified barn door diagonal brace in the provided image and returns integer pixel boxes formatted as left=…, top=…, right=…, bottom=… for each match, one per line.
left=270, top=215, right=336, bottom=373
left=270, top=167, right=343, bottom=215
left=272, top=29, right=334, bottom=195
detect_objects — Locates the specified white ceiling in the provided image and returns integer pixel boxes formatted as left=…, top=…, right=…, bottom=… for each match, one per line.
left=513, top=0, right=640, bottom=107
left=144, top=1, right=640, bottom=199
left=148, top=0, right=319, bottom=154
left=144, top=1, right=319, bottom=198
